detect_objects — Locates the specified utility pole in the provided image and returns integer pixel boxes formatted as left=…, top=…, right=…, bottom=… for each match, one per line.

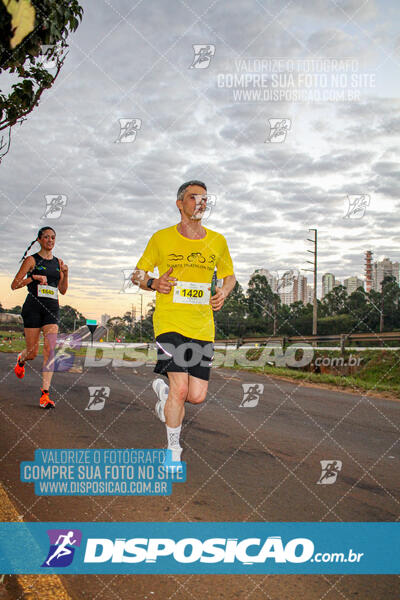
left=304, top=228, right=318, bottom=337
left=379, top=280, right=384, bottom=334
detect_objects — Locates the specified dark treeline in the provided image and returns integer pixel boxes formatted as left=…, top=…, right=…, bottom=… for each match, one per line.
left=214, top=273, right=400, bottom=339
left=3, top=273, right=398, bottom=341
left=129, top=273, right=400, bottom=341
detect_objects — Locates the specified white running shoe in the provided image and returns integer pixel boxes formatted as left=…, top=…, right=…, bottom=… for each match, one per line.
left=169, top=446, right=182, bottom=461
left=163, top=446, right=183, bottom=473
left=152, top=378, right=169, bottom=423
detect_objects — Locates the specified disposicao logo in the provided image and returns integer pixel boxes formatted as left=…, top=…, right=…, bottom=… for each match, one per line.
left=83, top=536, right=314, bottom=564
left=42, top=529, right=82, bottom=567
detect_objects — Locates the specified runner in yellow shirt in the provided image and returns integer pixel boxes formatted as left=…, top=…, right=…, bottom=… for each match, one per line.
left=132, top=180, right=236, bottom=471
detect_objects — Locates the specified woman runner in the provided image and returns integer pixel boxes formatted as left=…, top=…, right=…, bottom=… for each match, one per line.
left=11, top=226, right=68, bottom=408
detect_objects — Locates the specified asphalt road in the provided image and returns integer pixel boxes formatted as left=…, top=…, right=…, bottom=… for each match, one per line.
left=0, top=352, right=399, bottom=599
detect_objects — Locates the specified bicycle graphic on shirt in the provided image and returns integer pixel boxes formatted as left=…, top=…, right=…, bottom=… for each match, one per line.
left=187, top=252, right=206, bottom=263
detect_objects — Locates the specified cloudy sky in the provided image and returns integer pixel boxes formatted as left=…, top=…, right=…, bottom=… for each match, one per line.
left=1, top=0, right=399, bottom=321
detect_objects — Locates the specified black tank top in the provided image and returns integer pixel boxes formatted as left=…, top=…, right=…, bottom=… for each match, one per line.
left=26, top=253, right=60, bottom=305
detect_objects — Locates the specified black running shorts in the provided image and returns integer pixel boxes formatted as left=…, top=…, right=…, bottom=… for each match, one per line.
left=21, top=300, right=59, bottom=328
left=154, top=331, right=214, bottom=381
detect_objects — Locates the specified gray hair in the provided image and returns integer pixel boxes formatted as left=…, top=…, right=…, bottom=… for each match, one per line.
left=177, top=180, right=207, bottom=201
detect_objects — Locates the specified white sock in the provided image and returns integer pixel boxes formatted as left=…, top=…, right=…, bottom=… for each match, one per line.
left=166, top=424, right=181, bottom=449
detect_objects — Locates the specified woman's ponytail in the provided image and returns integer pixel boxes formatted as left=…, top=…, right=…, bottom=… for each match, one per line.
left=20, top=240, right=37, bottom=263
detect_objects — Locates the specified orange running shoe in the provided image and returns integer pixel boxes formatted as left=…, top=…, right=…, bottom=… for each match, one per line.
left=14, top=354, right=25, bottom=379
left=39, top=389, right=55, bottom=409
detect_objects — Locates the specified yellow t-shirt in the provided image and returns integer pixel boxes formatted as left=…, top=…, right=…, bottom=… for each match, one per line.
left=136, top=224, right=234, bottom=341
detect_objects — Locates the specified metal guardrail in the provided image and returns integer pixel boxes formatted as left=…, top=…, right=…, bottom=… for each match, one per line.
left=215, top=331, right=400, bottom=352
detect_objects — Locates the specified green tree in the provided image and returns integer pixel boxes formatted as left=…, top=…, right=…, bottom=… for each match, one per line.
left=58, top=304, right=85, bottom=332
left=122, top=310, right=133, bottom=332
left=107, top=317, right=126, bottom=341
left=214, top=281, right=248, bottom=337
left=277, top=300, right=313, bottom=337
left=247, top=273, right=275, bottom=320
left=365, top=288, right=382, bottom=332
left=131, top=300, right=155, bottom=342
left=288, top=300, right=307, bottom=320
left=380, top=275, right=400, bottom=331
left=276, top=302, right=291, bottom=333
left=8, top=304, right=21, bottom=314
left=245, top=274, right=275, bottom=336
left=346, top=286, right=369, bottom=331
left=0, top=0, right=83, bottom=161
left=317, top=314, right=354, bottom=335
left=320, top=285, right=348, bottom=316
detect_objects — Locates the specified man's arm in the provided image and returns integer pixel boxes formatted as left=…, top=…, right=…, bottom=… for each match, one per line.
left=210, top=274, right=236, bottom=311
left=131, top=268, right=153, bottom=291
left=221, top=274, right=236, bottom=297
left=132, top=233, right=161, bottom=291
left=131, top=267, right=177, bottom=293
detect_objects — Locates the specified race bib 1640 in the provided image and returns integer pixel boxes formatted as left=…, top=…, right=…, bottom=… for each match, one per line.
left=38, top=284, right=58, bottom=300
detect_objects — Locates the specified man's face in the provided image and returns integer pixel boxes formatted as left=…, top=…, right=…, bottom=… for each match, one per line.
left=177, top=185, right=208, bottom=221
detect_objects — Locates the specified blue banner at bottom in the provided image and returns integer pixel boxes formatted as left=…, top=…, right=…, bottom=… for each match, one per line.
left=0, top=522, right=398, bottom=574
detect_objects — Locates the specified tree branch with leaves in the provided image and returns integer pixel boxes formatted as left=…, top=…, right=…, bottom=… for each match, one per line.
left=0, top=0, right=83, bottom=161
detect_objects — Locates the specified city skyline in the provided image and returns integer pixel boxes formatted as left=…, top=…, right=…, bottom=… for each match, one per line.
left=3, top=250, right=399, bottom=320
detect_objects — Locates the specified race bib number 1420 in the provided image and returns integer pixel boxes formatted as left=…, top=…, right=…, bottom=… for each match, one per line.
left=173, top=281, right=210, bottom=305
